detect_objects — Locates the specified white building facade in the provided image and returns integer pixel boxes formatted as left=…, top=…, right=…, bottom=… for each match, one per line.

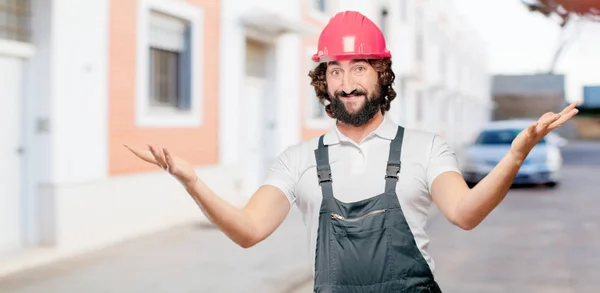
left=0, top=0, right=491, bottom=277
left=382, top=0, right=493, bottom=147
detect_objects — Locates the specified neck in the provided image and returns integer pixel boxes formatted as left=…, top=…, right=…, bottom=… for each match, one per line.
left=336, top=112, right=385, bottom=143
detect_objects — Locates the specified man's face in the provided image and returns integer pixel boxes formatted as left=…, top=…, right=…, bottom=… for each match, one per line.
left=325, top=59, right=382, bottom=127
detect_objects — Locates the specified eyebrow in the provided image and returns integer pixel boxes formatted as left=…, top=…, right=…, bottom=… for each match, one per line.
left=327, top=59, right=368, bottom=67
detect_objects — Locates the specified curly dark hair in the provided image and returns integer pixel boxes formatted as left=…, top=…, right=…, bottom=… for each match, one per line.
left=307, top=58, right=397, bottom=118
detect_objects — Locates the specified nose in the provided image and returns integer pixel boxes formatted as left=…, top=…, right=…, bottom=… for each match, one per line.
left=341, top=72, right=357, bottom=94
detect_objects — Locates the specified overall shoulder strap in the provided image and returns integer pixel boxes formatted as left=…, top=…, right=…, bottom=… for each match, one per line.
left=385, top=126, right=405, bottom=193
left=314, top=135, right=334, bottom=199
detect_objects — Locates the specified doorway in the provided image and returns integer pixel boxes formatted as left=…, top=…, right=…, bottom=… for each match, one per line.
left=239, top=38, right=277, bottom=196
left=0, top=55, right=26, bottom=256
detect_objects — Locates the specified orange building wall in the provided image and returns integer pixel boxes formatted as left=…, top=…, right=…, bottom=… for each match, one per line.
left=108, top=0, right=220, bottom=175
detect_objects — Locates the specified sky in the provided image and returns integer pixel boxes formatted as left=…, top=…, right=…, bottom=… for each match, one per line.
left=453, top=0, right=563, bottom=74
left=453, top=0, right=600, bottom=102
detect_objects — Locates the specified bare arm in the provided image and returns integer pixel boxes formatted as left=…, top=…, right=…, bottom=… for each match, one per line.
left=125, top=144, right=291, bottom=249
left=431, top=152, right=522, bottom=230
left=185, top=180, right=290, bottom=248
left=431, top=102, right=579, bottom=230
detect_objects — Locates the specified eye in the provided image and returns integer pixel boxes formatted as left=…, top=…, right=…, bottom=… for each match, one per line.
left=330, top=69, right=341, bottom=76
left=355, top=66, right=366, bottom=72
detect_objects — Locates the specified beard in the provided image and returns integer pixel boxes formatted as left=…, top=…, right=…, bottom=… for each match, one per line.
left=329, top=87, right=383, bottom=127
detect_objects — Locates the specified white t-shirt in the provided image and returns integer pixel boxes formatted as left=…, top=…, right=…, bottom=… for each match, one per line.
left=263, top=115, right=461, bottom=276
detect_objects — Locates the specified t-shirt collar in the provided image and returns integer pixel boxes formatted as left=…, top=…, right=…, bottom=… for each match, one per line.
left=323, top=114, right=397, bottom=145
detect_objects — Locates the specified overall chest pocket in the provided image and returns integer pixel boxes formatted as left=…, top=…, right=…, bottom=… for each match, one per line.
left=329, top=209, right=393, bottom=286
left=330, top=209, right=387, bottom=234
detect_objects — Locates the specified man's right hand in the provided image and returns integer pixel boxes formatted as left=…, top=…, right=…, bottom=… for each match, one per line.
left=123, top=143, right=291, bottom=248
left=124, top=144, right=198, bottom=188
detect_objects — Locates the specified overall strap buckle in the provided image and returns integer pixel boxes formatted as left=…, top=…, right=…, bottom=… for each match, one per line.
left=315, top=135, right=333, bottom=185
left=385, top=163, right=401, bottom=179
left=317, top=168, right=332, bottom=184
left=384, top=126, right=404, bottom=182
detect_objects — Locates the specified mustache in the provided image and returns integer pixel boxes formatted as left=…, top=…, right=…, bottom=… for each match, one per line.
left=335, top=89, right=367, bottom=98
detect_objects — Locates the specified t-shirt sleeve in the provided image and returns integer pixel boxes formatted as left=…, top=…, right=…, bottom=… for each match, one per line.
left=262, top=146, right=298, bottom=206
left=426, top=134, right=462, bottom=191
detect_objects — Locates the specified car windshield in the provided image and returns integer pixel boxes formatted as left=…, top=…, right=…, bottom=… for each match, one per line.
left=475, top=129, right=546, bottom=145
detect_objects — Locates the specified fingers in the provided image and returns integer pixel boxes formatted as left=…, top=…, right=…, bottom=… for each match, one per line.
left=124, top=144, right=160, bottom=165
left=550, top=107, right=579, bottom=129
left=558, top=101, right=579, bottom=116
left=537, top=102, right=582, bottom=132
left=547, top=102, right=580, bottom=130
left=148, top=144, right=168, bottom=170
left=526, top=121, right=538, bottom=136
left=125, top=144, right=177, bottom=173
left=163, top=148, right=176, bottom=174
left=538, top=112, right=561, bottom=128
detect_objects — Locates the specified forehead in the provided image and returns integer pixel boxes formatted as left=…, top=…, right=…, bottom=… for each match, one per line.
left=327, top=59, right=369, bottom=67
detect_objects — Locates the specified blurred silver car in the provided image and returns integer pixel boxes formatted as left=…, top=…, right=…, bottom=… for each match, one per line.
left=459, top=120, right=567, bottom=188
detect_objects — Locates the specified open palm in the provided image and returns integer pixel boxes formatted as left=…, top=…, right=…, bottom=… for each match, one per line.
left=124, top=144, right=198, bottom=187
left=510, top=101, right=579, bottom=161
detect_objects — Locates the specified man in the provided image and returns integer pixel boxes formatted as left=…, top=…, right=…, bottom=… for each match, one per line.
left=127, top=11, right=579, bottom=293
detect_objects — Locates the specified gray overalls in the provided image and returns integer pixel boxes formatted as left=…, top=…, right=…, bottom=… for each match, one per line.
left=312, top=126, right=442, bottom=293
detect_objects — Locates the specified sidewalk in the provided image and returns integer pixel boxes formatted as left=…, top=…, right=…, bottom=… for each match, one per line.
left=0, top=209, right=312, bottom=293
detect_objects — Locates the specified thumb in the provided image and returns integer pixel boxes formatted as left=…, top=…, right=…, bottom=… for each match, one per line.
left=526, top=121, right=538, bottom=137
left=163, top=148, right=196, bottom=182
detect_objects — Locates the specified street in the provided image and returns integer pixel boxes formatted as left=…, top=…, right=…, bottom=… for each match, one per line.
left=0, top=140, right=598, bottom=293
left=0, top=208, right=312, bottom=293
left=427, top=140, right=600, bottom=293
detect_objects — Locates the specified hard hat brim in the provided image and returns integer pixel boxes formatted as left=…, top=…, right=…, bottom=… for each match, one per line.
left=312, top=52, right=392, bottom=63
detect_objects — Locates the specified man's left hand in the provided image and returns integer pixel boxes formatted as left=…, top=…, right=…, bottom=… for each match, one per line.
left=510, top=101, right=579, bottom=162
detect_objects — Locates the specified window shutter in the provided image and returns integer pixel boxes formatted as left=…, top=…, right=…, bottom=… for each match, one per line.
left=149, top=11, right=188, bottom=52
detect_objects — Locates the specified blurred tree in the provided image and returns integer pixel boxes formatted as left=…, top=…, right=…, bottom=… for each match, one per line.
left=521, top=0, right=600, bottom=73
left=522, top=0, right=599, bottom=26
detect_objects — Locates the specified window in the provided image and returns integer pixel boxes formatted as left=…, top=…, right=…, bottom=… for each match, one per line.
left=476, top=129, right=546, bottom=145
left=309, top=87, right=327, bottom=120
left=149, top=11, right=191, bottom=110
left=380, top=8, right=388, bottom=38
left=136, top=0, right=204, bottom=127
left=440, top=96, right=448, bottom=124
left=439, top=50, right=446, bottom=82
left=415, top=6, right=424, bottom=62
left=0, top=0, right=31, bottom=42
left=415, top=91, right=423, bottom=123
left=305, top=48, right=329, bottom=128
left=415, top=32, right=423, bottom=62
left=307, top=58, right=327, bottom=120
left=313, top=0, right=326, bottom=13
left=397, top=79, right=409, bottom=125
left=400, top=0, right=408, bottom=23
left=308, top=0, right=329, bottom=23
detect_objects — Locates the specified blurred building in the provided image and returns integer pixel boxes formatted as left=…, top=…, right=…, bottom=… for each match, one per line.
left=582, top=85, right=600, bottom=109
left=492, top=74, right=567, bottom=120
left=0, top=0, right=491, bottom=275
left=572, top=85, right=600, bottom=140
left=490, top=73, right=578, bottom=138
left=378, top=0, right=493, bottom=147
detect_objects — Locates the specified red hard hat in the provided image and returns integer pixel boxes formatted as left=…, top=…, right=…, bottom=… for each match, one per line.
left=312, top=11, right=391, bottom=63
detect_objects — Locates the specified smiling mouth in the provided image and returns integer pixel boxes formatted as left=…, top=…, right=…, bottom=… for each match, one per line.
left=341, top=95, right=364, bottom=99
